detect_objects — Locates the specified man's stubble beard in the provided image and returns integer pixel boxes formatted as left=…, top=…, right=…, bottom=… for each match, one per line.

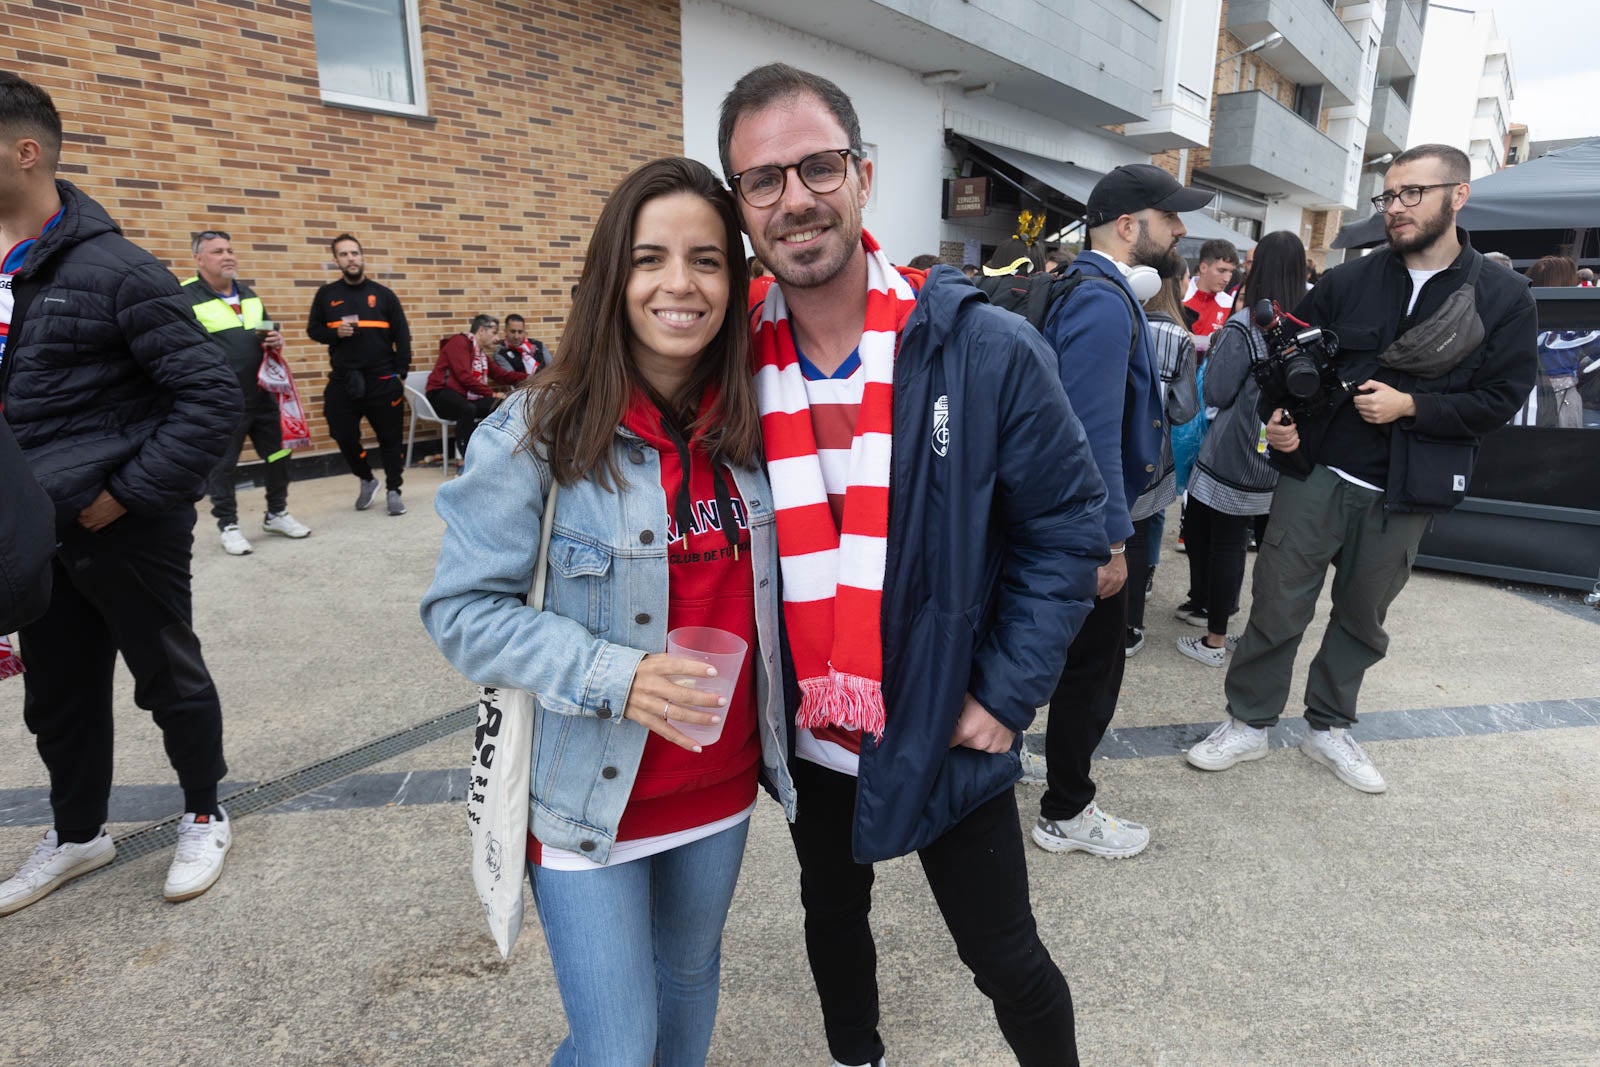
left=1388, top=201, right=1454, bottom=256
left=760, top=207, right=857, bottom=292
left=1130, top=220, right=1175, bottom=271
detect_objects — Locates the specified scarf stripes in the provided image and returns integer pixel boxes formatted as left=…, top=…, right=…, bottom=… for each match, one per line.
left=752, top=232, right=917, bottom=738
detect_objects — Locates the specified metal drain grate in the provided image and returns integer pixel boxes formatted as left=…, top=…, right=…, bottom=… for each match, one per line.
left=111, top=703, right=476, bottom=864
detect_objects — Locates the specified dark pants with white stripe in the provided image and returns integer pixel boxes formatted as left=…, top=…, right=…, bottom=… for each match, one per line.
left=20, top=506, right=227, bottom=838
left=208, top=380, right=288, bottom=528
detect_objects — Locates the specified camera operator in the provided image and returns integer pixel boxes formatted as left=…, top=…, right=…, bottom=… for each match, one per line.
left=1185, top=144, right=1536, bottom=793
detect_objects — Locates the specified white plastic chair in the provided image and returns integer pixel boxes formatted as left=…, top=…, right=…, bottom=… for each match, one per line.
left=403, top=371, right=453, bottom=474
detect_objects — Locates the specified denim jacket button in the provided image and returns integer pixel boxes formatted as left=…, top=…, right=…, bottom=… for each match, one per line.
left=628, top=448, right=645, bottom=465
left=579, top=840, right=596, bottom=852
left=639, top=529, right=655, bottom=544
left=601, top=765, right=619, bottom=780
left=596, top=705, right=613, bottom=719
left=635, top=613, right=650, bottom=625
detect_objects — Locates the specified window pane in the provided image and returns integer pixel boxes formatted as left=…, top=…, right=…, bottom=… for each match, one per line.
left=310, top=0, right=416, bottom=106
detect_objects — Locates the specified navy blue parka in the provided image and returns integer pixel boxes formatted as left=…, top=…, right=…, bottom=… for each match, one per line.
left=770, top=265, right=1110, bottom=863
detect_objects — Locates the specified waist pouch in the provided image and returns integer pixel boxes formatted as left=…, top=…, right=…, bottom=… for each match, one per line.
left=1378, top=254, right=1485, bottom=378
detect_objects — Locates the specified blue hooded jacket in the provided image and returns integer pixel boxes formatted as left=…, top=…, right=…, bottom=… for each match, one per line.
left=1041, top=252, right=1165, bottom=544
left=775, top=265, right=1109, bottom=863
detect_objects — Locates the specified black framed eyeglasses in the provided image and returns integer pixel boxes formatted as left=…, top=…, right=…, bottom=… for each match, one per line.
left=728, top=149, right=855, bottom=208
left=1370, top=182, right=1463, bottom=211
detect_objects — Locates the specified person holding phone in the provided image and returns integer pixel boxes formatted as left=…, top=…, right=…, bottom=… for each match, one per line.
left=182, top=229, right=311, bottom=555
left=421, top=156, right=793, bottom=1066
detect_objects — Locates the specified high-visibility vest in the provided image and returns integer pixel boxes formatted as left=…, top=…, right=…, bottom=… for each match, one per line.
left=183, top=277, right=266, bottom=334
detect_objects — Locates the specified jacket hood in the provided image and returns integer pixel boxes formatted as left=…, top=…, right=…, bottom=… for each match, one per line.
left=18, top=180, right=120, bottom=279
left=904, top=264, right=989, bottom=353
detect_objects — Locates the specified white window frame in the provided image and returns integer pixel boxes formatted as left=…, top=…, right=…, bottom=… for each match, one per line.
left=314, top=0, right=430, bottom=118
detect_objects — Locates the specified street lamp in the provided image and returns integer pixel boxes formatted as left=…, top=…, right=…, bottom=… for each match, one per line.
left=1216, top=32, right=1284, bottom=66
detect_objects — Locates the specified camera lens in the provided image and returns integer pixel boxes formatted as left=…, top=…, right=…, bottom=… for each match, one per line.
left=1283, top=354, right=1322, bottom=399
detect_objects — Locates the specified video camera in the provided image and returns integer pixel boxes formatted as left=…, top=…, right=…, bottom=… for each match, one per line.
left=1250, top=300, right=1355, bottom=424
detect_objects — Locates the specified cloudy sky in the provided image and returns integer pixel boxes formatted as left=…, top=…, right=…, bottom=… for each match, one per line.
left=1479, top=0, right=1600, bottom=142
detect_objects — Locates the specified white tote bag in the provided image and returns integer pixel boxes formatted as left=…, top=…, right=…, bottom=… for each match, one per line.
left=468, top=478, right=558, bottom=959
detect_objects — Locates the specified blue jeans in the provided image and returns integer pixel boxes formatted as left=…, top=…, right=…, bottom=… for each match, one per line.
left=527, top=818, right=750, bottom=1067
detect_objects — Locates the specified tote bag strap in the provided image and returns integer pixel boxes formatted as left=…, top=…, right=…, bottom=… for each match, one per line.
left=530, top=479, right=559, bottom=610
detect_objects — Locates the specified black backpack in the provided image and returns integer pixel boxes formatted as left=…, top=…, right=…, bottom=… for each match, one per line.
left=976, top=268, right=1141, bottom=361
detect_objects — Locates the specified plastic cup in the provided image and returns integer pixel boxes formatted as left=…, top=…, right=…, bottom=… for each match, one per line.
left=665, top=626, right=747, bottom=748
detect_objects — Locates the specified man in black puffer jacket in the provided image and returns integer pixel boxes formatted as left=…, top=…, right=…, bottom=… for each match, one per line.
left=0, top=74, right=243, bottom=917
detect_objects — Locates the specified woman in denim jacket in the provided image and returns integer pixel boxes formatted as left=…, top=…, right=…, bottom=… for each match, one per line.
left=421, top=157, right=794, bottom=1066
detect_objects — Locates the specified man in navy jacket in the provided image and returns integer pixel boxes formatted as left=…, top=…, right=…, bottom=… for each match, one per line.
left=1027, top=164, right=1211, bottom=860
left=721, top=64, right=1108, bottom=1067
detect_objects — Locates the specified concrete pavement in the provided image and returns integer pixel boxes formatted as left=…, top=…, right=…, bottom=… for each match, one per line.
left=2, top=468, right=1597, bottom=1066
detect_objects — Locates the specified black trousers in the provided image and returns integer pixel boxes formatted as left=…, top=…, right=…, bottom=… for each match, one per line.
left=19, top=506, right=226, bottom=836
left=788, top=759, right=1077, bottom=1067
left=323, top=379, right=405, bottom=491
left=208, top=383, right=288, bottom=528
left=426, top=388, right=498, bottom=459
left=1125, top=517, right=1153, bottom=631
left=1183, top=498, right=1252, bottom=638
left=1040, top=583, right=1128, bottom=822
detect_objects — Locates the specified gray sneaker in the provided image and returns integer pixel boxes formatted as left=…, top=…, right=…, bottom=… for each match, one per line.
left=1031, top=803, right=1149, bottom=858
left=355, top=477, right=381, bottom=510
left=386, top=489, right=406, bottom=516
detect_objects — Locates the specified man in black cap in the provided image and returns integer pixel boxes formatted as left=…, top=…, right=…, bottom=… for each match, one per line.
left=1023, top=163, right=1212, bottom=859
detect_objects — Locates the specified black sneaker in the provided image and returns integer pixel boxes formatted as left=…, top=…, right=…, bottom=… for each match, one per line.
left=1124, top=626, right=1145, bottom=658
left=1174, top=602, right=1209, bottom=627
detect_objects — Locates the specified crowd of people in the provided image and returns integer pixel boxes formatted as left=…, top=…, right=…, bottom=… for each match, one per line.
left=0, top=61, right=1549, bottom=1067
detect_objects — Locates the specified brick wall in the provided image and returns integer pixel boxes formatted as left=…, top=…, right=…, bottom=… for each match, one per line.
left=8, top=0, right=683, bottom=456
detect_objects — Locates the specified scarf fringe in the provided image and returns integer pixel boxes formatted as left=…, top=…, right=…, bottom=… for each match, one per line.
left=796, top=670, right=886, bottom=739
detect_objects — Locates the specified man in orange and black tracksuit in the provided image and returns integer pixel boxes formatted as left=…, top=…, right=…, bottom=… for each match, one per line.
left=306, top=232, right=412, bottom=515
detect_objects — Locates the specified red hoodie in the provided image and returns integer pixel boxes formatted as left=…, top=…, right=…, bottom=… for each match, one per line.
left=425, top=333, right=526, bottom=399
left=529, top=387, right=760, bottom=864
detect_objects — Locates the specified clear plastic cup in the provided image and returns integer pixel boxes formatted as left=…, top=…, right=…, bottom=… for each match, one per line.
left=665, top=626, right=747, bottom=748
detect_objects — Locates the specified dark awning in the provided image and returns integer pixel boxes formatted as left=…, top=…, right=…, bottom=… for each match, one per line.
left=955, top=135, right=1252, bottom=249
left=1335, top=138, right=1600, bottom=250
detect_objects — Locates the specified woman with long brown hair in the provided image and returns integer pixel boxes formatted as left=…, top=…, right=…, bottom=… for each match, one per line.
left=422, top=156, right=793, bottom=1065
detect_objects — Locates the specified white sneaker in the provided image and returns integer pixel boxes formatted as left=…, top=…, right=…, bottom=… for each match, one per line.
left=1018, top=748, right=1047, bottom=784
left=1300, top=727, right=1387, bottom=793
left=1031, top=802, right=1149, bottom=858
left=1186, top=717, right=1270, bottom=771
left=219, top=525, right=252, bottom=556
left=164, top=809, right=232, bottom=902
left=0, top=829, right=115, bottom=916
left=262, top=511, right=311, bottom=538
left=1176, top=634, right=1228, bottom=667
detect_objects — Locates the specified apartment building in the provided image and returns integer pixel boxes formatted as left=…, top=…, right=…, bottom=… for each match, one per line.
left=1357, top=0, right=1428, bottom=217
left=1409, top=3, right=1515, bottom=179
left=681, top=0, right=1249, bottom=268
left=1153, top=0, right=1425, bottom=267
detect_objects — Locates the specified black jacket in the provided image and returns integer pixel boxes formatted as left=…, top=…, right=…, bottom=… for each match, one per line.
left=1284, top=231, right=1537, bottom=512
left=2, top=180, right=242, bottom=530
left=0, top=416, right=53, bottom=632
left=306, top=276, right=412, bottom=381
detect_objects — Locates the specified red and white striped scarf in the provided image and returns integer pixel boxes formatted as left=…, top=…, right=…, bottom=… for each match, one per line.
left=752, top=231, right=918, bottom=739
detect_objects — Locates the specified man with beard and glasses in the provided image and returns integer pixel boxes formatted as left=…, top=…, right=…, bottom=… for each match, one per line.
left=306, top=233, right=413, bottom=515
left=1022, top=164, right=1212, bottom=862
left=1185, top=144, right=1536, bottom=793
left=720, top=62, right=1108, bottom=1067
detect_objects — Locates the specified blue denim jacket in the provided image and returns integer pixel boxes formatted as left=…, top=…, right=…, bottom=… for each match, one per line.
left=420, top=398, right=795, bottom=864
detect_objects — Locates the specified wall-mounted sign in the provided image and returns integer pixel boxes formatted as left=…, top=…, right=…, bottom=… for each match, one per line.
left=944, top=176, right=989, bottom=219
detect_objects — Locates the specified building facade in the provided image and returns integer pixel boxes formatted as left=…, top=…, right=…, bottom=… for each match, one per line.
left=9, top=0, right=684, bottom=457
left=1409, top=3, right=1514, bottom=179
